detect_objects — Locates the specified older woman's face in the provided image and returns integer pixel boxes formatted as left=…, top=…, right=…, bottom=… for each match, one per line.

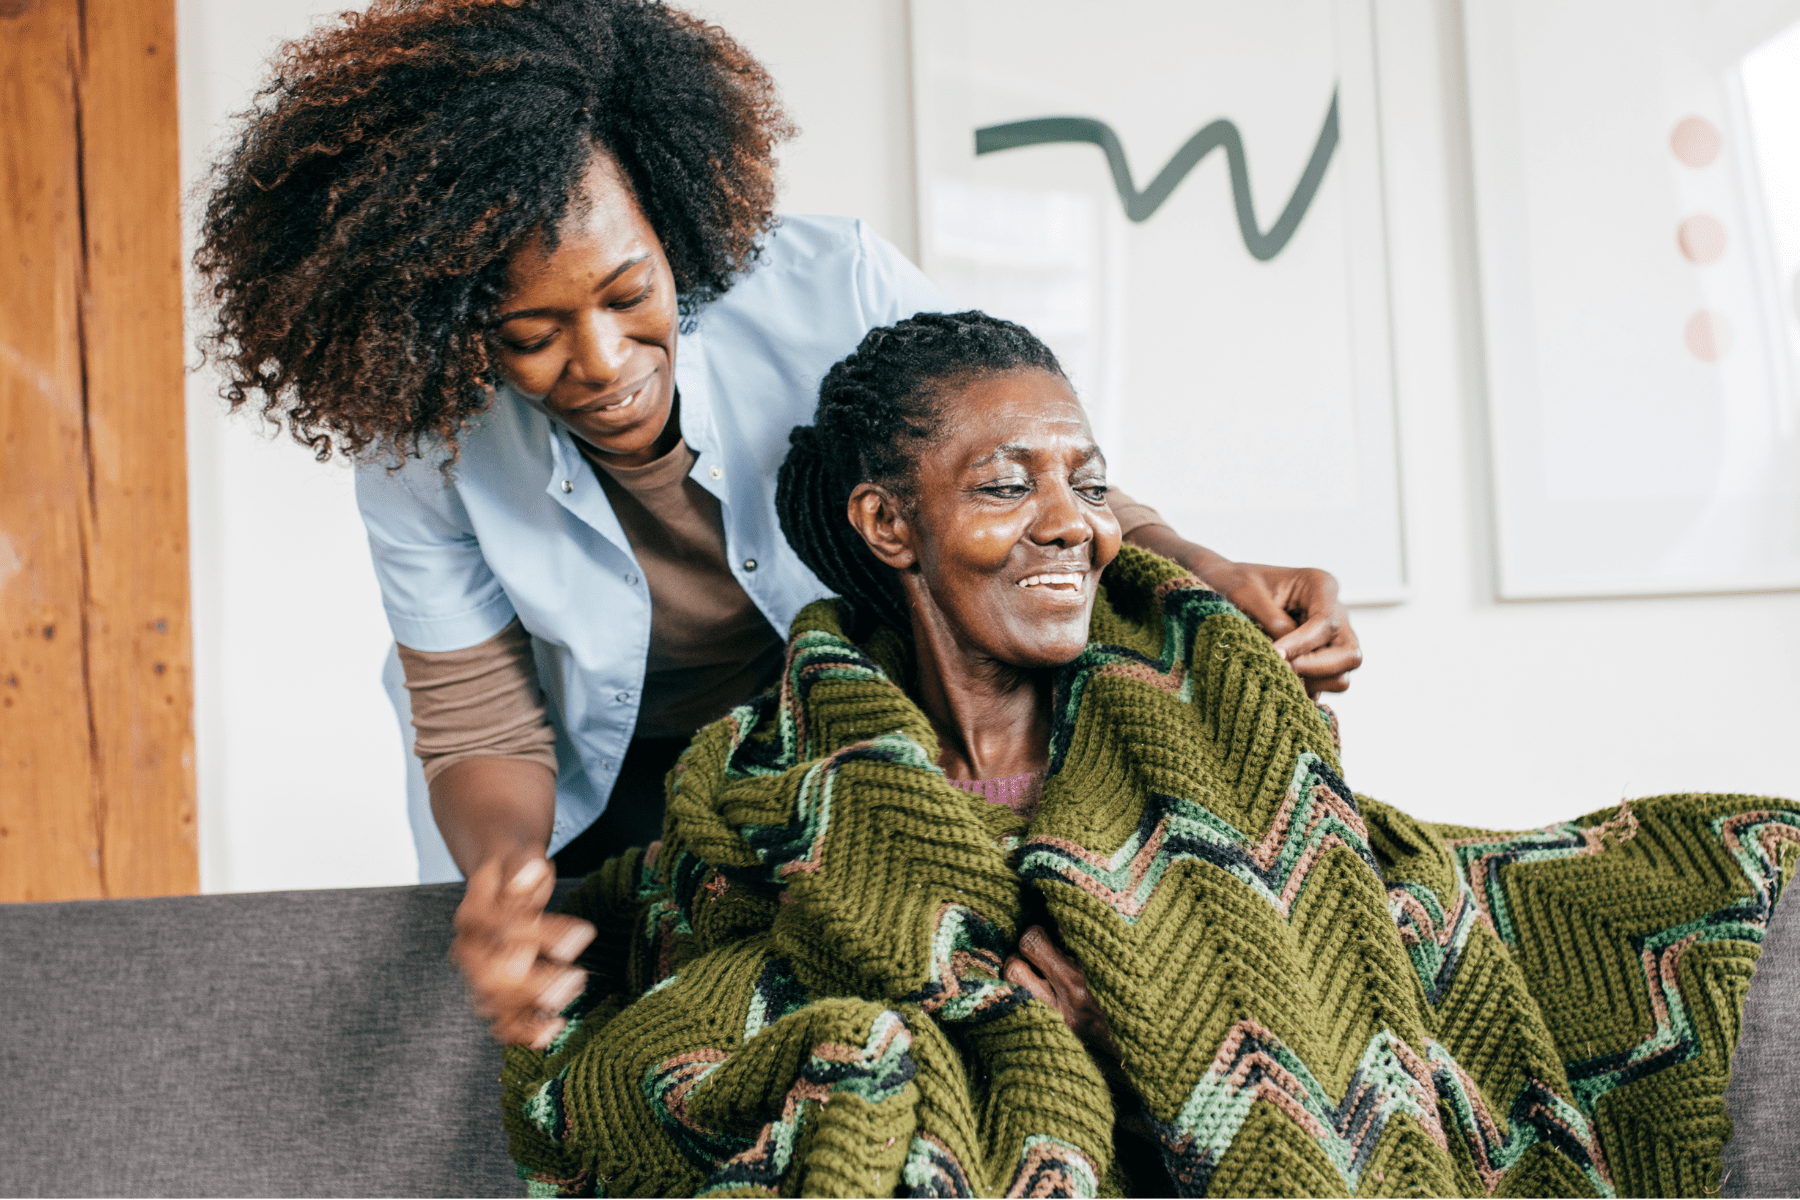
left=492, top=154, right=679, bottom=466
left=879, top=370, right=1122, bottom=668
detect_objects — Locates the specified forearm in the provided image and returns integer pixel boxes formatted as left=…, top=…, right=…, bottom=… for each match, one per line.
left=430, top=756, right=558, bottom=878
left=1122, top=522, right=1229, bottom=586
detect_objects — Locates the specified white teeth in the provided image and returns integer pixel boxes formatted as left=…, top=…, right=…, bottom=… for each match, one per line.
left=1018, top=572, right=1085, bottom=589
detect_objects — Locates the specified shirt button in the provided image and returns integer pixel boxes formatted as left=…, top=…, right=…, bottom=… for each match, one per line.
left=615, top=692, right=630, bottom=703
left=624, top=573, right=638, bottom=586
left=708, top=465, right=722, bottom=480
left=743, top=558, right=758, bottom=572
left=560, top=479, right=573, bottom=494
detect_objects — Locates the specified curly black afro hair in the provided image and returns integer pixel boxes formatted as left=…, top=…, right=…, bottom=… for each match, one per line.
left=195, top=0, right=793, bottom=461
left=776, top=311, right=1065, bottom=634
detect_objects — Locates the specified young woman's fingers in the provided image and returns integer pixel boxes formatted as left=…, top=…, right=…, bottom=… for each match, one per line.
left=502, top=857, right=556, bottom=915
left=1221, top=580, right=1299, bottom=647
left=494, top=1007, right=564, bottom=1051
left=472, top=958, right=587, bottom=1043
left=537, top=913, right=597, bottom=964
left=453, top=859, right=506, bottom=935
left=1287, top=633, right=1361, bottom=670
left=1269, top=612, right=1338, bottom=663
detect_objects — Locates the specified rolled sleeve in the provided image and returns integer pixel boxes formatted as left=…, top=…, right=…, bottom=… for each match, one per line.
left=1105, top=485, right=1171, bottom=538
left=355, top=458, right=518, bottom=651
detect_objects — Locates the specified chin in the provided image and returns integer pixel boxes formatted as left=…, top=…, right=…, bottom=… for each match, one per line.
left=1006, top=622, right=1092, bottom=669
left=573, top=391, right=673, bottom=452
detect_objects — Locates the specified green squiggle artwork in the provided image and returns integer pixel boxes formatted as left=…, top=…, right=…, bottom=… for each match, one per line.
left=973, top=90, right=1339, bottom=261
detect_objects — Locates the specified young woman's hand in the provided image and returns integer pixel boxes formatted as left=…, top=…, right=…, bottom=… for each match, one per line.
left=1121, top=526, right=1362, bottom=697
left=450, top=857, right=595, bottom=1049
left=1198, top=559, right=1362, bottom=696
left=1003, top=925, right=1121, bottom=1060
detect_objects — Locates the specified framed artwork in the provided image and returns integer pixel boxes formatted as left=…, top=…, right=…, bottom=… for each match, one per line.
left=910, top=0, right=1406, bottom=604
left=1463, top=0, right=1800, bottom=598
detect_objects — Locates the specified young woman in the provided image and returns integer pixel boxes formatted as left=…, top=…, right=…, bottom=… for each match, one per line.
left=502, top=313, right=1792, bottom=1198
left=195, top=0, right=1359, bottom=1046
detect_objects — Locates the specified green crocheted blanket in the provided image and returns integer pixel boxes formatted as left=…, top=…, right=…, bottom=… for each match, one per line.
left=503, top=546, right=1797, bottom=1198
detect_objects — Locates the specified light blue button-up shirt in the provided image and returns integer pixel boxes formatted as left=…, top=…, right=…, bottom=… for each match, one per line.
left=356, top=215, right=946, bottom=856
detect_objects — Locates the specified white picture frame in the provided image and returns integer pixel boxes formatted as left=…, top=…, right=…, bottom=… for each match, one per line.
left=910, top=0, right=1406, bottom=603
left=1463, top=0, right=1800, bottom=599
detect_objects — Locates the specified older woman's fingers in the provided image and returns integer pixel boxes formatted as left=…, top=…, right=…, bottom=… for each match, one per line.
left=1218, top=575, right=1298, bottom=644
left=1002, top=953, right=1061, bottom=1014
left=1018, top=927, right=1085, bottom=993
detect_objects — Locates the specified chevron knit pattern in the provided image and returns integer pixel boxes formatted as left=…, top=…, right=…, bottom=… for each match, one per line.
left=502, top=545, right=1795, bottom=1197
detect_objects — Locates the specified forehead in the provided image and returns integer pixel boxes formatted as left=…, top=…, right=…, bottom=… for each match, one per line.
left=505, top=155, right=653, bottom=294
left=931, top=369, right=1094, bottom=461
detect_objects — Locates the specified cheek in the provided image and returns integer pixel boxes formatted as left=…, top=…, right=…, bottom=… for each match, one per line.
left=957, top=514, right=1033, bottom=573
left=496, top=352, right=560, bottom=398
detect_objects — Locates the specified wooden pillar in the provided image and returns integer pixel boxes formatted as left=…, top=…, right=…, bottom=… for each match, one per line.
left=1, top=0, right=195, bottom=901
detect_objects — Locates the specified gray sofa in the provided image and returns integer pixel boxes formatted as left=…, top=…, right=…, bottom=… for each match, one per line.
left=2, top=879, right=1795, bottom=1197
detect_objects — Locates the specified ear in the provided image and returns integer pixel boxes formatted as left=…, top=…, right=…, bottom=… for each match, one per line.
left=847, top=482, right=917, bottom=570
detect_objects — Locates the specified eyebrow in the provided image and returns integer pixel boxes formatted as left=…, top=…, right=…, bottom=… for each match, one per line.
left=494, top=254, right=650, bottom=323
left=968, top=441, right=1104, bottom=470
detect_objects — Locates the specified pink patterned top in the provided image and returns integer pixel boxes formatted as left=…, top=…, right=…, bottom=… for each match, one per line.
left=945, top=772, right=1045, bottom=820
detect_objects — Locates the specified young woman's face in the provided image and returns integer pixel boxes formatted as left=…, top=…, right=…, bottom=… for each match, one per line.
left=875, top=369, right=1122, bottom=669
left=492, top=153, right=679, bottom=465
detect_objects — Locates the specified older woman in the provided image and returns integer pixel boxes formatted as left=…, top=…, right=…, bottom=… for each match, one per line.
left=501, top=313, right=1795, bottom=1197
left=195, top=0, right=1361, bottom=1050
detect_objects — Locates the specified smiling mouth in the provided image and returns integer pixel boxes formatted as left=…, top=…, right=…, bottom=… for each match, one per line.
left=569, top=379, right=652, bottom=417
left=1017, top=571, right=1087, bottom=593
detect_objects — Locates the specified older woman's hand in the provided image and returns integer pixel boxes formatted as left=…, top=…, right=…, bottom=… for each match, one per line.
left=1003, top=925, right=1121, bottom=1061
left=451, top=857, right=595, bottom=1050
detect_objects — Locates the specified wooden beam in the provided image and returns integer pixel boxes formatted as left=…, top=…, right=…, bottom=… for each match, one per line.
left=0, top=0, right=195, bottom=901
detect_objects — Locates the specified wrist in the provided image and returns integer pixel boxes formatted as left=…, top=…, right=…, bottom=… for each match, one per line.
left=430, top=757, right=557, bottom=878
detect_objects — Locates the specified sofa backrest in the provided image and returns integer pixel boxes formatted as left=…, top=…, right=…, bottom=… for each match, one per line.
left=0, top=882, right=576, bottom=1198
left=2, top=877, right=1794, bottom=1197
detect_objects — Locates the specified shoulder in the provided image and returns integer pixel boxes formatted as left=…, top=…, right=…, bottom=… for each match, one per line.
left=703, top=215, right=946, bottom=335
left=353, top=393, right=550, bottom=524
left=756, top=213, right=870, bottom=268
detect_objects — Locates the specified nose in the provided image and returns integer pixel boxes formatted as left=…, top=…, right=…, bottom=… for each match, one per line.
left=1030, top=479, right=1093, bottom=549
left=564, top=309, right=631, bottom=388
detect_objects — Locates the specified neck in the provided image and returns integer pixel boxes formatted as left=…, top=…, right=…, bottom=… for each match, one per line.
left=905, top=597, right=1051, bottom=782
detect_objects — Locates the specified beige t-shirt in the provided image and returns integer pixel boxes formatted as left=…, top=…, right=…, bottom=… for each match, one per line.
left=397, top=462, right=1170, bottom=779
left=582, top=437, right=785, bottom=738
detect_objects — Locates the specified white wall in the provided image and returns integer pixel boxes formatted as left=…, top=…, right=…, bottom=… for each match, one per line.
left=180, top=0, right=414, bottom=892
left=179, top=0, right=1799, bottom=894
left=1338, top=1, right=1800, bottom=827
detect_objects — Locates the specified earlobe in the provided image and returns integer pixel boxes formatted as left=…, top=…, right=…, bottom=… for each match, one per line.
left=847, top=483, right=917, bottom=570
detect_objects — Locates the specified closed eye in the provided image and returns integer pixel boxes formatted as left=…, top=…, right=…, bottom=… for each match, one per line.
left=612, top=282, right=654, bottom=310
left=503, top=330, right=557, bottom=354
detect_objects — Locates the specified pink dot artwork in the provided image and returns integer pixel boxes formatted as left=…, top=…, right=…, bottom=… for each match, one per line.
left=1671, top=117, right=1722, bottom=168
left=1685, top=310, right=1731, bottom=362
left=1678, top=214, right=1727, bottom=265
